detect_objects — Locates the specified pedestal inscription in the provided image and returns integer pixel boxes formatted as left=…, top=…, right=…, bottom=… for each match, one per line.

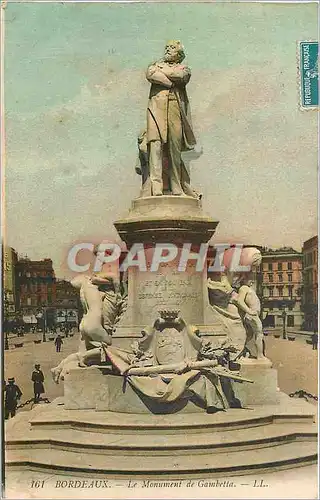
left=131, top=255, right=205, bottom=326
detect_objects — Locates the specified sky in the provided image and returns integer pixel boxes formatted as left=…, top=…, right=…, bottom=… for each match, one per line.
left=3, top=1, right=318, bottom=277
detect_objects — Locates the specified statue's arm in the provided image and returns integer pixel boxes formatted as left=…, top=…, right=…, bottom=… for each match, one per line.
left=232, top=286, right=257, bottom=316
left=90, top=275, right=110, bottom=286
left=146, top=63, right=172, bottom=88
left=160, top=65, right=191, bottom=85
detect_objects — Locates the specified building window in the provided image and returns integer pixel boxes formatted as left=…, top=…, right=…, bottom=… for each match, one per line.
left=277, top=286, right=283, bottom=297
left=27, top=297, right=31, bottom=306
left=268, top=274, right=273, bottom=282
left=278, top=273, right=283, bottom=282
left=287, top=315, right=294, bottom=327
left=288, top=286, right=293, bottom=298
left=268, top=263, right=272, bottom=271
left=269, top=306, right=273, bottom=311
left=278, top=263, right=282, bottom=271
left=288, top=262, right=292, bottom=271
left=288, top=274, right=292, bottom=282
left=269, top=287, right=274, bottom=297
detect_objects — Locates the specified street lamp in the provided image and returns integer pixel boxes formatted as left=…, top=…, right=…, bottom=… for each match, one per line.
left=65, top=309, right=68, bottom=335
left=282, top=309, right=287, bottom=340
left=41, top=305, right=47, bottom=342
left=4, top=321, right=9, bottom=351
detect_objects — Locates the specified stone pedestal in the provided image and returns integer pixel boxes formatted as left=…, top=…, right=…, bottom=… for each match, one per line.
left=233, top=358, right=279, bottom=406
left=114, top=195, right=218, bottom=245
left=64, top=367, right=206, bottom=414
left=64, top=361, right=279, bottom=413
left=64, top=367, right=108, bottom=410
left=113, top=196, right=219, bottom=343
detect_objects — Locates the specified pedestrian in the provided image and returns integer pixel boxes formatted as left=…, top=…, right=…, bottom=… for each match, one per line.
left=3, top=379, right=6, bottom=407
left=4, top=377, right=22, bottom=419
left=54, top=334, right=63, bottom=353
left=311, top=332, right=318, bottom=350
left=31, top=364, right=45, bottom=403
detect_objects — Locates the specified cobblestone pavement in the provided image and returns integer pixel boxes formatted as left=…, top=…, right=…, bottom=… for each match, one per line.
left=4, top=331, right=80, bottom=410
left=264, top=336, right=318, bottom=397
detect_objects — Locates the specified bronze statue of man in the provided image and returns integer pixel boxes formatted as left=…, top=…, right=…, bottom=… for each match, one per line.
left=146, top=40, right=197, bottom=197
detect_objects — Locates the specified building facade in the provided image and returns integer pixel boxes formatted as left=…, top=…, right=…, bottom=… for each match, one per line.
left=54, top=279, right=81, bottom=326
left=3, top=246, right=18, bottom=319
left=302, top=236, right=318, bottom=331
left=16, top=258, right=56, bottom=328
left=261, top=247, right=303, bottom=329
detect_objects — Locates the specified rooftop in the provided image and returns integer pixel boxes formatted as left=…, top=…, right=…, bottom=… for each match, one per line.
left=262, top=247, right=302, bottom=256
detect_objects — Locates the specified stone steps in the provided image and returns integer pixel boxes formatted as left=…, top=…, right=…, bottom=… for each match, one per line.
left=6, top=422, right=317, bottom=456
left=5, top=395, right=317, bottom=479
left=26, top=400, right=315, bottom=435
left=6, top=440, right=317, bottom=478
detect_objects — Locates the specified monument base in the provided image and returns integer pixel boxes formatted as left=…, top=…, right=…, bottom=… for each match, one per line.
left=62, top=358, right=279, bottom=413
left=5, top=392, right=317, bottom=479
left=64, top=367, right=207, bottom=414
left=233, top=358, right=279, bottom=406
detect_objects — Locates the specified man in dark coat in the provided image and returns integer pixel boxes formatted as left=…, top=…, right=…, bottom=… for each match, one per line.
left=55, top=334, right=63, bottom=352
left=311, top=332, right=318, bottom=350
left=4, top=377, right=22, bottom=419
left=146, top=40, right=197, bottom=197
left=31, top=364, right=45, bottom=402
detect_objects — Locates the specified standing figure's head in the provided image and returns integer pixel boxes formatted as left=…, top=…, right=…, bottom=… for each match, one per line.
left=35, top=364, right=40, bottom=370
left=232, top=271, right=255, bottom=290
left=8, top=377, right=15, bottom=385
left=164, top=40, right=185, bottom=63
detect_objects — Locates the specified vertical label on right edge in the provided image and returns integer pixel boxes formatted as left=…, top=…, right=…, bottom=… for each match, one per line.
left=300, top=41, right=318, bottom=109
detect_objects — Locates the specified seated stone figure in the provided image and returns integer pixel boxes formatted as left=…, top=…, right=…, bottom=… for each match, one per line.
left=51, top=272, right=126, bottom=383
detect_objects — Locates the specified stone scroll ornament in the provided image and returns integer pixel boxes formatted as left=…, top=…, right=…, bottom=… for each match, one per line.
left=51, top=273, right=127, bottom=384
left=53, top=308, right=253, bottom=411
